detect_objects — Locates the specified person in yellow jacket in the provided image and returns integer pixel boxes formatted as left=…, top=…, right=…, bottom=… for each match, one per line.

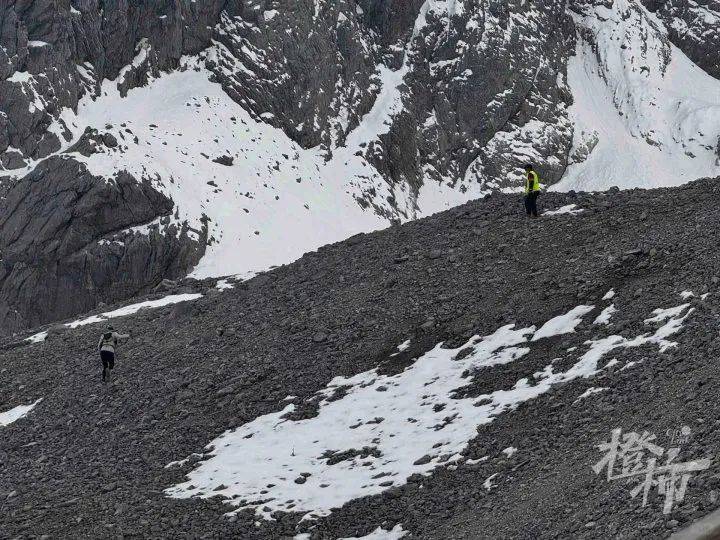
left=524, top=164, right=541, bottom=218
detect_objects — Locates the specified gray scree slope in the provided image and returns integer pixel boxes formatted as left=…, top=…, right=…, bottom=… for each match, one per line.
left=2, top=179, right=720, bottom=538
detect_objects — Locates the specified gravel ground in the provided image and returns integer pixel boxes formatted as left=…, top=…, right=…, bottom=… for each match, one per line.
left=2, top=179, right=720, bottom=539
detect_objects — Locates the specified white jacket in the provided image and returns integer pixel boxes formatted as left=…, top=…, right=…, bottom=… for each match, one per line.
left=98, top=331, right=129, bottom=353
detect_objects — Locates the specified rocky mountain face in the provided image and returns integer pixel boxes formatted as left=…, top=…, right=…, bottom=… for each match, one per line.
left=1, top=0, right=719, bottom=333
left=0, top=155, right=202, bottom=330
left=642, top=0, right=720, bottom=79
left=3, top=179, right=720, bottom=538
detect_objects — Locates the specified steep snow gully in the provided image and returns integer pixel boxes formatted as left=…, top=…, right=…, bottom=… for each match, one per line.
left=4, top=183, right=720, bottom=539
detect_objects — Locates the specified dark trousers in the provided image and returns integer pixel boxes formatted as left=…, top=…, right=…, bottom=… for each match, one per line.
left=101, top=350, right=115, bottom=380
left=524, top=192, right=539, bottom=217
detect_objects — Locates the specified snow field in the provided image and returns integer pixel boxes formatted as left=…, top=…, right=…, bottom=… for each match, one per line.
left=166, top=296, right=696, bottom=521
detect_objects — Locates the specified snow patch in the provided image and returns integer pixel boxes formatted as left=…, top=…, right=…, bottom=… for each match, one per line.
left=483, top=473, right=499, bottom=490
left=391, top=339, right=411, bottom=356
left=593, top=304, right=617, bottom=325
left=25, top=330, right=48, bottom=344
left=340, top=524, right=408, bottom=540
left=604, top=358, right=619, bottom=369
left=216, top=279, right=235, bottom=290
left=165, top=302, right=692, bottom=520
left=573, top=387, right=607, bottom=404
left=62, top=65, right=393, bottom=280
left=644, top=303, right=691, bottom=324
left=532, top=305, right=595, bottom=341
left=67, top=293, right=202, bottom=328
left=0, top=399, right=42, bottom=427
left=544, top=204, right=583, bottom=216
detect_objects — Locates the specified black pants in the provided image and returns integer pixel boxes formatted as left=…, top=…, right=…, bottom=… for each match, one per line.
left=524, top=192, right=539, bottom=217
left=101, top=350, right=115, bottom=380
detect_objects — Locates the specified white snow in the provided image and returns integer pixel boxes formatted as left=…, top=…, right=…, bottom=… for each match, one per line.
left=0, top=0, right=719, bottom=287
left=603, top=358, right=619, bottom=369
left=25, top=330, right=48, bottom=344
left=296, top=528, right=408, bottom=540
left=483, top=473, right=499, bottom=490
left=644, top=303, right=691, bottom=324
left=620, top=359, right=643, bottom=371
left=573, top=387, right=607, bottom=404
left=543, top=204, right=583, bottom=216
left=0, top=399, right=42, bottom=427
left=166, top=301, right=692, bottom=520
left=593, top=304, right=617, bottom=325
left=501, top=446, right=517, bottom=458
left=680, top=291, right=695, bottom=300
left=67, top=293, right=202, bottom=328
left=391, top=339, right=411, bottom=356
left=0, top=6, right=494, bottom=283
left=556, top=0, right=720, bottom=191
left=216, top=279, right=235, bottom=290
left=602, top=289, right=616, bottom=301
left=165, top=453, right=205, bottom=469
left=59, top=64, right=396, bottom=280
left=118, top=40, right=150, bottom=86
left=6, top=71, right=33, bottom=83
left=532, top=305, right=595, bottom=341
left=340, top=524, right=408, bottom=540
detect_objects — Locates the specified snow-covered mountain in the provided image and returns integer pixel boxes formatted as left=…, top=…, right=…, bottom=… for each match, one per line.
left=1, top=0, right=719, bottom=332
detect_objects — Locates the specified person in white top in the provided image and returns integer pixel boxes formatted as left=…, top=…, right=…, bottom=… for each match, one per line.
left=98, top=325, right=130, bottom=382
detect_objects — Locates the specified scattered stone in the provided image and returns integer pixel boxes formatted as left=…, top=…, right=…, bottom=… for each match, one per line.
left=312, top=332, right=328, bottom=343
left=213, top=155, right=234, bottom=166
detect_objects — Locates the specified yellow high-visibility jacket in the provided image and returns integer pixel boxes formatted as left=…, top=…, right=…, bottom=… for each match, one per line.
left=525, top=171, right=541, bottom=194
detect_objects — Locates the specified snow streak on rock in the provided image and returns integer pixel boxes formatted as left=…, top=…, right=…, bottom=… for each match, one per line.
left=295, top=524, right=407, bottom=540
left=532, top=305, right=594, bottom=341
left=0, top=399, right=42, bottom=427
left=165, top=300, right=693, bottom=520
left=66, top=293, right=202, bottom=328
left=340, top=524, right=409, bottom=540
left=25, top=331, right=48, bottom=344
left=544, top=204, right=584, bottom=216
left=593, top=304, right=617, bottom=325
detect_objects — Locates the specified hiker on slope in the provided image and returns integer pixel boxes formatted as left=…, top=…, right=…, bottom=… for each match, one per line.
left=98, top=325, right=130, bottom=382
left=524, top=163, right=541, bottom=218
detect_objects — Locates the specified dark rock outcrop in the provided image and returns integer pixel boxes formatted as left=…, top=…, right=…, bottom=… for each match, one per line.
left=0, top=0, right=226, bottom=165
left=0, top=156, right=203, bottom=332
left=642, top=0, right=720, bottom=79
